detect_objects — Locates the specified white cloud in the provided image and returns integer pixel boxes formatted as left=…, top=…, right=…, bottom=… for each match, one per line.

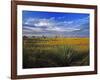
left=24, top=18, right=36, bottom=25
left=42, top=26, right=80, bottom=32
left=23, top=16, right=89, bottom=37
left=23, top=26, right=44, bottom=32
left=34, top=20, right=53, bottom=27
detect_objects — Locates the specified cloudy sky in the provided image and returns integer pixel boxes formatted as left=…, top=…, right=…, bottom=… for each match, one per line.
left=22, top=10, right=90, bottom=37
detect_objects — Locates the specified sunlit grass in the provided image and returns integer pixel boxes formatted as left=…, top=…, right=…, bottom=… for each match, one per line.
left=24, top=38, right=89, bottom=52
left=23, top=37, right=89, bottom=68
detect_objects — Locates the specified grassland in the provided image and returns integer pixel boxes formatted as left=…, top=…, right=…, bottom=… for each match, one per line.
left=23, top=37, right=89, bottom=68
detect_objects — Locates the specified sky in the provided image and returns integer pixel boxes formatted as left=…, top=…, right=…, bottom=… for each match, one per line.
left=22, top=10, right=90, bottom=37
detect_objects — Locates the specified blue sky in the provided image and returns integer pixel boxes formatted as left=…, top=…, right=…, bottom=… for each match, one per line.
left=22, top=10, right=90, bottom=37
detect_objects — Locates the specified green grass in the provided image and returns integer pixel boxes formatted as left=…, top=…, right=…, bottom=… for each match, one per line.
left=23, top=38, right=89, bottom=69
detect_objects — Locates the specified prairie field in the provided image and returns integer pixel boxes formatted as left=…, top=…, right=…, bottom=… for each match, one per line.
left=23, top=37, right=89, bottom=68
